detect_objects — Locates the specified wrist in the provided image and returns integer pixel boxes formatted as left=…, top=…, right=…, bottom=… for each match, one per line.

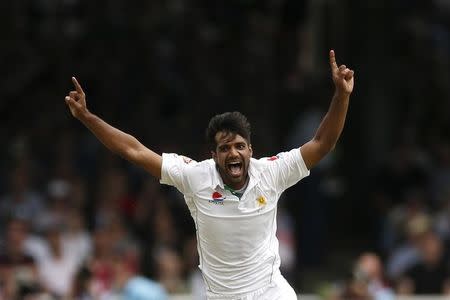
left=76, top=108, right=91, bottom=122
left=334, top=90, right=351, bottom=100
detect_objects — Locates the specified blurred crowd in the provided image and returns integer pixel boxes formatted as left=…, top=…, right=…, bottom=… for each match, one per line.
left=1, top=0, right=450, bottom=299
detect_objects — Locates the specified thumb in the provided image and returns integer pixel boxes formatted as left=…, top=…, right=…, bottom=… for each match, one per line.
left=65, top=96, right=74, bottom=105
left=65, top=96, right=79, bottom=108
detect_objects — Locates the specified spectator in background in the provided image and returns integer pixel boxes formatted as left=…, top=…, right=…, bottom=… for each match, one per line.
left=319, top=253, right=395, bottom=300
left=35, top=179, right=72, bottom=234
left=277, top=204, right=297, bottom=280
left=434, top=189, right=450, bottom=242
left=0, top=218, right=40, bottom=299
left=70, top=266, right=95, bottom=300
left=62, top=208, right=92, bottom=269
left=349, top=252, right=395, bottom=300
left=398, top=231, right=450, bottom=295
left=112, top=244, right=168, bottom=300
left=130, top=178, right=162, bottom=241
left=94, top=168, right=136, bottom=229
left=154, top=246, right=187, bottom=294
left=0, top=166, right=45, bottom=231
left=37, top=222, right=79, bottom=298
left=88, top=226, right=115, bottom=297
left=152, top=202, right=180, bottom=249
left=183, top=236, right=206, bottom=299
left=385, top=197, right=432, bottom=280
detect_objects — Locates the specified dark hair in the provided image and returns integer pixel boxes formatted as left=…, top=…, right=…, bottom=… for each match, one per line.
left=206, top=111, right=251, bottom=150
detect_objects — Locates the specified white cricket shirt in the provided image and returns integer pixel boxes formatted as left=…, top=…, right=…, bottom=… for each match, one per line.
left=160, top=148, right=310, bottom=296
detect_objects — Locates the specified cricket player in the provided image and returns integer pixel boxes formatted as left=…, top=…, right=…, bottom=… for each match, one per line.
left=65, top=50, right=354, bottom=299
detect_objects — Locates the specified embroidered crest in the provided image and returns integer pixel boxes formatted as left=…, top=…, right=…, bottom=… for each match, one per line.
left=257, top=196, right=267, bottom=206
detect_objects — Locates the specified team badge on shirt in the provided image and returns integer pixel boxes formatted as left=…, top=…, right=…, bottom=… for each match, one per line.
left=209, top=191, right=225, bottom=205
left=257, top=196, right=267, bottom=206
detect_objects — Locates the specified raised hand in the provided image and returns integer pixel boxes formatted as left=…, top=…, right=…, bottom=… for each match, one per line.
left=65, top=77, right=88, bottom=119
left=329, top=50, right=354, bottom=95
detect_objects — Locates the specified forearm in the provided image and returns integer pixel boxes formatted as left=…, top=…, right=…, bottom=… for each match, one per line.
left=300, top=50, right=353, bottom=169
left=313, top=91, right=350, bottom=152
left=78, top=111, right=142, bottom=158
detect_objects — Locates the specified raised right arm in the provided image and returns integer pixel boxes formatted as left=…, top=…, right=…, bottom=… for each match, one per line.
left=65, top=77, right=162, bottom=179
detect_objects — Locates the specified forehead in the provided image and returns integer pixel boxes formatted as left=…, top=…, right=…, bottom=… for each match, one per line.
left=214, top=132, right=248, bottom=146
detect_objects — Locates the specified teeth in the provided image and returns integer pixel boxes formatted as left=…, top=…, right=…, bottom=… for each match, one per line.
left=228, top=162, right=242, bottom=175
left=228, top=163, right=241, bottom=169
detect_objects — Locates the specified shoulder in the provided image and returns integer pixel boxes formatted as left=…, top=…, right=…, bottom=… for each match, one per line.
left=162, top=153, right=213, bottom=168
left=183, top=157, right=215, bottom=174
left=163, top=153, right=216, bottom=188
left=185, top=159, right=216, bottom=186
left=251, top=149, right=310, bottom=183
left=252, top=151, right=291, bottom=169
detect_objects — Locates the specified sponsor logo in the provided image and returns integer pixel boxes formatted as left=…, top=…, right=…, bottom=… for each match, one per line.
left=209, top=191, right=225, bottom=205
left=267, top=155, right=279, bottom=161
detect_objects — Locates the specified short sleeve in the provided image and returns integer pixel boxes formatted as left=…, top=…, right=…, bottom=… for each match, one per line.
left=263, top=148, right=310, bottom=192
left=160, top=153, right=194, bottom=195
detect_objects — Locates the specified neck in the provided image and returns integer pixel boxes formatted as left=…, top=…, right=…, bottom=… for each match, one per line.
left=225, top=176, right=249, bottom=191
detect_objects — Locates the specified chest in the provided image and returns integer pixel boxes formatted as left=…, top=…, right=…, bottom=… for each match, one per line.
left=191, top=183, right=278, bottom=217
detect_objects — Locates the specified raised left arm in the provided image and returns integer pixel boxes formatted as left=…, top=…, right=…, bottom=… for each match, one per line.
left=300, top=50, right=354, bottom=170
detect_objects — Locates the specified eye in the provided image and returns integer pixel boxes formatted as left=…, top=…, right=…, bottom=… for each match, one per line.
left=236, top=143, right=246, bottom=150
left=219, top=145, right=229, bottom=152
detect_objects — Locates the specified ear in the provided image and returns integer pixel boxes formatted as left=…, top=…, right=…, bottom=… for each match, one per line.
left=249, top=144, right=253, bottom=157
left=211, top=151, right=217, bottom=162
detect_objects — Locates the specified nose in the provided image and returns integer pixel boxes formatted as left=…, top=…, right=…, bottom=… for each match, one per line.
left=229, top=146, right=239, bottom=157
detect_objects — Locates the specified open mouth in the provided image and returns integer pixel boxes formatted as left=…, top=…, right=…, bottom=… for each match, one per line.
left=227, top=161, right=243, bottom=177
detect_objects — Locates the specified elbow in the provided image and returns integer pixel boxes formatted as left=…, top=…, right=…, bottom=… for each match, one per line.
left=317, top=141, right=336, bottom=158
left=328, top=142, right=337, bottom=152
left=118, top=137, right=142, bottom=160
left=321, top=144, right=335, bottom=157
left=313, top=137, right=336, bottom=156
left=121, top=147, right=139, bottom=162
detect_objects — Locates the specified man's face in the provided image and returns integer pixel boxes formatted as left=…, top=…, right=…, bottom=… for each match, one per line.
left=212, top=132, right=252, bottom=190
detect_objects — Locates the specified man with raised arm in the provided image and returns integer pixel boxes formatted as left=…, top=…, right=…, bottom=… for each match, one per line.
left=65, top=50, right=354, bottom=299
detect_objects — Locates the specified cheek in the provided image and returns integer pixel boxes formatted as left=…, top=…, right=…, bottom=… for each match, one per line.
left=217, top=154, right=227, bottom=164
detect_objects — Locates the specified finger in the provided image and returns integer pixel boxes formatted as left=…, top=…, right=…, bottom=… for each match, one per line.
left=69, top=91, right=78, bottom=99
left=329, top=50, right=338, bottom=71
left=338, top=65, right=347, bottom=72
left=345, top=70, right=354, bottom=80
left=65, top=96, right=75, bottom=105
left=340, top=68, right=350, bottom=77
left=72, top=77, right=84, bottom=95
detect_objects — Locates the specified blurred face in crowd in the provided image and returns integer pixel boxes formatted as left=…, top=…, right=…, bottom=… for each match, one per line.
left=212, top=132, right=252, bottom=190
left=419, top=233, right=443, bottom=266
left=7, top=220, right=28, bottom=253
left=355, top=253, right=382, bottom=281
